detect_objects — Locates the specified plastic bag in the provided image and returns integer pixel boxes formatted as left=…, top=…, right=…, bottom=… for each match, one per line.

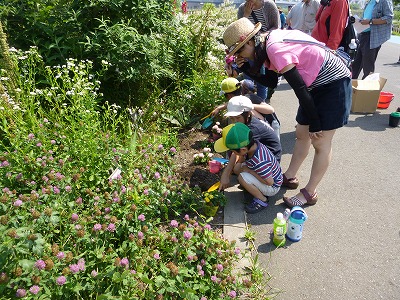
left=364, top=73, right=380, bottom=81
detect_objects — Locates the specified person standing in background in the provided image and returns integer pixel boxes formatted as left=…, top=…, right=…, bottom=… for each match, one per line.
left=181, top=0, right=187, bottom=14
left=351, top=0, right=393, bottom=79
left=301, top=0, right=320, bottom=34
left=287, top=0, right=319, bottom=33
left=311, top=0, right=349, bottom=50
left=238, top=0, right=280, bottom=32
left=278, top=7, right=287, bottom=29
left=286, top=1, right=305, bottom=30
left=237, top=0, right=280, bottom=101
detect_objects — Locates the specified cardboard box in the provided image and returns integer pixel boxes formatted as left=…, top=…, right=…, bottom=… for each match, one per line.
left=351, top=77, right=387, bottom=113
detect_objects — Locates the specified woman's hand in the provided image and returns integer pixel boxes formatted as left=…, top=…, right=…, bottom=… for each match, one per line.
left=224, top=63, right=233, bottom=77
left=244, top=1, right=254, bottom=17
left=235, top=56, right=246, bottom=68
left=309, top=131, right=323, bottom=139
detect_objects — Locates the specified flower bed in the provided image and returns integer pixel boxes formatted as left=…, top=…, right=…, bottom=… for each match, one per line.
left=0, top=48, right=249, bottom=299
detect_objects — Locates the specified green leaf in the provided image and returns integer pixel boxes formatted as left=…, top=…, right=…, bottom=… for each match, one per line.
left=73, top=282, right=83, bottom=293
left=50, top=215, right=60, bottom=224
left=97, top=294, right=114, bottom=300
left=112, top=272, right=122, bottom=283
left=19, top=259, right=35, bottom=270
left=140, top=273, right=152, bottom=285
left=154, top=275, right=165, bottom=287
left=32, top=244, right=44, bottom=256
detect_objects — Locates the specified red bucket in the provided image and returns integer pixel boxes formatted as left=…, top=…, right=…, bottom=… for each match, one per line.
left=377, top=91, right=394, bottom=109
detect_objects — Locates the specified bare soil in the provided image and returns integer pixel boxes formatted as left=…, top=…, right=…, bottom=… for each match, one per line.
left=173, top=129, right=225, bottom=228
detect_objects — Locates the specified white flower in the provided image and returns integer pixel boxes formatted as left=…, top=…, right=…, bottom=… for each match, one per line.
left=108, top=168, right=121, bottom=180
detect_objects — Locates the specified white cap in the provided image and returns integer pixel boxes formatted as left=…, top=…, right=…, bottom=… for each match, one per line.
left=224, top=95, right=254, bottom=117
left=277, top=212, right=284, bottom=219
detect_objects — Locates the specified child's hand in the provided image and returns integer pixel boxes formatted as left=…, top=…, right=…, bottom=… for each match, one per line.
left=219, top=172, right=231, bottom=191
left=241, top=165, right=251, bottom=173
left=211, top=104, right=226, bottom=116
left=211, top=107, right=220, bottom=116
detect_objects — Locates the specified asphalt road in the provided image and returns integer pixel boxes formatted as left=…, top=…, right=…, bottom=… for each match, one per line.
left=223, top=38, right=400, bottom=299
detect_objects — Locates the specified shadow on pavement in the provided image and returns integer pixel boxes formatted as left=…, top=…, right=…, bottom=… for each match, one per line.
left=347, top=111, right=395, bottom=131
left=382, top=62, right=400, bottom=67
left=279, top=131, right=296, bottom=155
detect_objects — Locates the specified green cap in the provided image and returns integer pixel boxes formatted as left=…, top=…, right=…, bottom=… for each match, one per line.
left=390, top=112, right=400, bottom=117
left=214, top=123, right=251, bottom=152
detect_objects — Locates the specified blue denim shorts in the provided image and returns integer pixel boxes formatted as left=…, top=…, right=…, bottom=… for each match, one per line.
left=296, top=77, right=352, bottom=131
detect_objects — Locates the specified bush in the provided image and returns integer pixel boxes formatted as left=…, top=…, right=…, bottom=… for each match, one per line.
left=0, top=1, right=236, bottom=121
left=0, top=45, right=251, bottom=299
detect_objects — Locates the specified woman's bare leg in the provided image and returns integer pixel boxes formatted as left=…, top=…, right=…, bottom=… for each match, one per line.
left=284, top=124, right=311, bottom=179
left=285, top=129, right=336, bottom=202
left=303, top=129, right=335, bottom=194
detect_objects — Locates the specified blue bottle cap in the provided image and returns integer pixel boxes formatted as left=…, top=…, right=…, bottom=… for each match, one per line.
left=291, top=210, right=306, bottom=220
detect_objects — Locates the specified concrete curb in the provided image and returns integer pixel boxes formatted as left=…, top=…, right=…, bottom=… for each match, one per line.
left=222, top=178, right=252, bottom=272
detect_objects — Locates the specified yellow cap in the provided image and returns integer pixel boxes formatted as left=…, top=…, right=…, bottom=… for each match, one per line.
left=220, top=78, right=240, bottom=95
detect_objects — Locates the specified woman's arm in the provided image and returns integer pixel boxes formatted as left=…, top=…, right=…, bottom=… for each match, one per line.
left=281, top=64, right=322, bottom=133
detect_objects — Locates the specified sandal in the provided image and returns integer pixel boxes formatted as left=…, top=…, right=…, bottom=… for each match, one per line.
left=283, top=188, right=318, bottom=208
left=245, top=197, right=269, bottom=214
left=282, top=174, right=299, bottom=189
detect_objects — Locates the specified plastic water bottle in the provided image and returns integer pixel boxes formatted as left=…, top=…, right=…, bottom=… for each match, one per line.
left=273, top=213, right=286, bottom=247
left=271, top=119, right=280, bottom=141
left=283, top=208, right=291, bottom=221
left=286, top=206, right=308, bottom=242
left=348, top=38, right=357, bottom=59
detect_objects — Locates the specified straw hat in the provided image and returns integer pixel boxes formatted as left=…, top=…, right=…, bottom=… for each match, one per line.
left=223, top=18, right=261, bottom=57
